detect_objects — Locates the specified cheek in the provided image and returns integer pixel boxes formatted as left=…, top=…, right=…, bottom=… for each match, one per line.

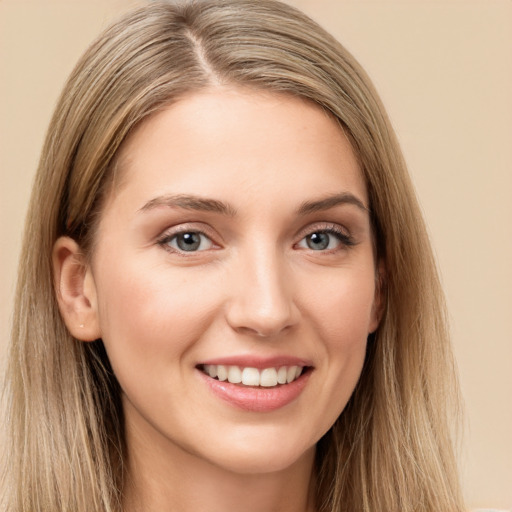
left=306, top=264, right=377, bottom=344
left=326, top=274, right=374, bottom=378
left=301, top=265, right=375, bottom=416
left=92, top=258, right=222, bottom=376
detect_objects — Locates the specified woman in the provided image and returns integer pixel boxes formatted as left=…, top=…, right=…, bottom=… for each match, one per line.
left=1, top=0, right=465, bottom=510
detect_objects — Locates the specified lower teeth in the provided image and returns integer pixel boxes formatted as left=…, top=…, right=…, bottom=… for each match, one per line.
left=214, top=377, right=284, bottom=388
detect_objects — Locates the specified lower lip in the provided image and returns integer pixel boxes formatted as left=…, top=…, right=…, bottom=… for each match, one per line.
left=198, top=369, right=311, bottom=412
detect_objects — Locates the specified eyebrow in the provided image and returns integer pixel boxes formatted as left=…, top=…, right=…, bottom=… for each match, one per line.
left=297, top=192, right=370, bottom=215
left=138, top=191, right=369, bottom=217
left=138, top=194, right=237, bottom=216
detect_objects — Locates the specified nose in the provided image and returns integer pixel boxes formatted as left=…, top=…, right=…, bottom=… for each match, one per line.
left=225, top=247, right=299, bottom=338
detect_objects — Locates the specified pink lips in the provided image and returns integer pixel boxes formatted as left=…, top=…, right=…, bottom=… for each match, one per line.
left=200, top=355, right=311, bottom=369
left=196, top=355, right=312, bottom=412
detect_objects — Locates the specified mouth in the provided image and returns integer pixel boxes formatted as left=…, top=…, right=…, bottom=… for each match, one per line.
left=196, top=357, right=313, bottom=412
left=197, top=364, right=310, bottom=388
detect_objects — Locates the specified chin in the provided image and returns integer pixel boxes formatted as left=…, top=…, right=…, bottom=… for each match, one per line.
left=199, top=434, right=316, bottom=476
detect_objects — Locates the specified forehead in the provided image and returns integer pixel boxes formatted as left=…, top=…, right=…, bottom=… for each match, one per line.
left=109, top=86, right=367, bottom=213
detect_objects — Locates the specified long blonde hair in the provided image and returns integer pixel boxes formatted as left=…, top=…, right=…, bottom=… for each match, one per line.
left=2, top=1, right=464, bottom=510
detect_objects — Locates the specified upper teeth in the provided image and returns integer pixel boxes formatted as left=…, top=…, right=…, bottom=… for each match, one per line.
left=202, top=365, right=304, bottom=387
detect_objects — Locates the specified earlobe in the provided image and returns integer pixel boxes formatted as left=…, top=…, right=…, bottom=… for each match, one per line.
left=52, top=236, right=101, bottom=341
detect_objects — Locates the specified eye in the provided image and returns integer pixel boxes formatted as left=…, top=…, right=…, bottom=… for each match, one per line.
left=296, top=228, right=354, bottom=251
left=160, top=231, right=214, bottom=253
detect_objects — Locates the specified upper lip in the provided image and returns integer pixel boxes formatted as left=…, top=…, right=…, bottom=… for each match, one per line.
left=197, top=355, right=313, bottom=370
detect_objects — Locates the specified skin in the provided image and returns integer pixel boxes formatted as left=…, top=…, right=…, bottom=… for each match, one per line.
left=54, top=87, right=382, bottom=512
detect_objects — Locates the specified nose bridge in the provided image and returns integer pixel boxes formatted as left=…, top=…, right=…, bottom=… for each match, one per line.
left=226, top=240, right=297, bottom=337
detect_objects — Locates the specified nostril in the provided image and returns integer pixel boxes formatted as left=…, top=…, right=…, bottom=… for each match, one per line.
left=235, top=323, right=294, bottom=339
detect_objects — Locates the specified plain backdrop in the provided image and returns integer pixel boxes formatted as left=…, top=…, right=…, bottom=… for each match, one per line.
left=1, top=1, right=511, bottom=509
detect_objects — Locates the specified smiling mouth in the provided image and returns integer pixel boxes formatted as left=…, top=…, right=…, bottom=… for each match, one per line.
left=198, top=364, right=309, bottom=388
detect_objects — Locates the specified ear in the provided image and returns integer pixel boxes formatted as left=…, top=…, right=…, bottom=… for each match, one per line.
left=52, top=236, right=101, bottom=341
left=369, top=260, right=386, bottom=334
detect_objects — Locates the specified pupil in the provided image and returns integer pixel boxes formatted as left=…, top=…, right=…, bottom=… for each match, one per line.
left=177, top=232, right=201, bottom=251
left=307, top=232, right=329, bottom=250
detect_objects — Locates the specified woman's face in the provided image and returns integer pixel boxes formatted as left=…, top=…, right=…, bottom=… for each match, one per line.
left=88, top=87, right=380, bottom=474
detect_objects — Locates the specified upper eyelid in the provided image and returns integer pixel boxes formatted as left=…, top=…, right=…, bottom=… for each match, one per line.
left=156, top=223, right=219, bottom=241
left=295, top=221, right=351, bottom=239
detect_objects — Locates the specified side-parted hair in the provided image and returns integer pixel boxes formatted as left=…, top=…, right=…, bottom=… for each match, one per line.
left=2, top=1, right=464, bottom=511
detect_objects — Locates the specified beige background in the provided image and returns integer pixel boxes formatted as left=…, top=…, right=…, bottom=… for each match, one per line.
left=1, top=0, right=511, bottom=509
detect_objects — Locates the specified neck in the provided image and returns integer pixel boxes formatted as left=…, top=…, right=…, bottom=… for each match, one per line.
left=122, top=414, right=317, bottom=512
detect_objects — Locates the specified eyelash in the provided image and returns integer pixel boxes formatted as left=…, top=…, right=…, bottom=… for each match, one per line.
left=295, top=224, right=355, bottom=252
left=156, top=223, right=355, bottom=255
left=156, top=228, right=217, bottom=255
